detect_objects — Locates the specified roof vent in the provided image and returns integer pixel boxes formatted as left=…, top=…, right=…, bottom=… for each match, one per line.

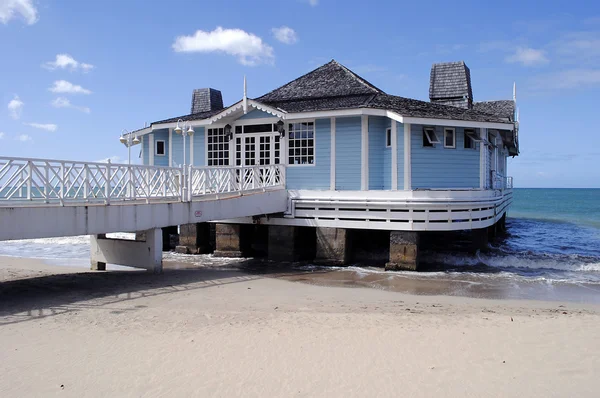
left=191, top=88, right=224, bottom=114
left=429, top=61, right=473, bottom=109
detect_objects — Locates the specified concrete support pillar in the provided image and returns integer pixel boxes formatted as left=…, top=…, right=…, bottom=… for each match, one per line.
left=176, top=223, right=211, bottom=254
left=268, top=225, right=300, bottom=262
left=471, top=228, right=489, bottom=253
left=91, top=260, right=106, bottom=271
left=386, top=231, right=420, bottom=271
left=214, top=224, right=244, bottom=258
left=91, top=234, right=106, bottom=270
left=488, top=222, right=498, bottom=241
left=499, top=214, right=507, bottom=233
left=90, top=229, right=163, bottom=273
left=315, top=227, right=349, bottom=265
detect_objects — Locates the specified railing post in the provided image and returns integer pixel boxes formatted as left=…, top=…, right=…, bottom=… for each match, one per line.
left=44, top=163, right=50, bottom=203
left=26, top=161, right=32, bottom=200
left=188, top=165, right=193, bottom=201
left=60, top=162, right=65, bottom=206
left=83, top=165, right=89, bottom=201
left=105, top=159, right=111, bottom=205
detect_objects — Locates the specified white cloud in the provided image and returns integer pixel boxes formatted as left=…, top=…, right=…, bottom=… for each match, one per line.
left=49, top=80, right=92, bottom=95
left=0, top=0, right=38, bottom=25
left=172, top=26, right=274, bottom=66
left=532, top=69, right=600, bottom=90
left=272, top=26, right=298, bottom=44
left=51, top=97, right=91, bottom=113
left=15, top=134, right=32, bottom=142
left=43, top=54, right=94, bottom=72
left=0, top=132, right=4, bottom=139
left=505, top=47, right=549, bottom=66
left=24, top=122, right=58, bottom=132
left=7, top=95, right=23, bottom=119
left=306, top=0, right=319, bottom=6
left=553, top=32, right=600, bottom=65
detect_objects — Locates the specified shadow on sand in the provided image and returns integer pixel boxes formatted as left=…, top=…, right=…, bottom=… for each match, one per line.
left=0, top=260, right=333, bottom=326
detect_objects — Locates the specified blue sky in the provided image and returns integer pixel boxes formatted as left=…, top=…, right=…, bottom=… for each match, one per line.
left=1, top=0, right=599, bottom=187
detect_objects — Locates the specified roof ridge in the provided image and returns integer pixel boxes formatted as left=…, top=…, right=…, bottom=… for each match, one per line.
left=332, top=60, right=384, bottom=94
left=256, top=60, right=338, bottom=100
left=260, top=93, right=373, bottom=104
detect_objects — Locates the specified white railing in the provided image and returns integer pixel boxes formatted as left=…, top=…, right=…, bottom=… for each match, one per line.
left=188, top=164, right=285, bottom=200
left=492, top=171, right=513, bottom=190
left=0, top=156, right=285, bottom=206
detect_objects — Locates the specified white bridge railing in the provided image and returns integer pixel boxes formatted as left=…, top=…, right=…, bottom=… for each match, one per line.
left=0, top=156, right=285, bottom=206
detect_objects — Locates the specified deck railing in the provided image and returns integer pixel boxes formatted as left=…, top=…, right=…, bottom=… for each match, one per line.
left=492, top=171, right=513, bottom=190
left=187, top=164, right=284, bottom=200
left=0, top=156, right=285, bottom=206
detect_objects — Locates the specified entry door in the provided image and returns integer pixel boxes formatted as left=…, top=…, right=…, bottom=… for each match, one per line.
left=235, top=134, right=280, bottom=166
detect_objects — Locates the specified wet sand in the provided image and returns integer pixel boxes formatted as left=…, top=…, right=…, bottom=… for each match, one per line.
left=1, top=255, right=600, bottom=397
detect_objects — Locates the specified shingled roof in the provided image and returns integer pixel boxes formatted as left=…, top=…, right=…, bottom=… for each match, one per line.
left=473, top=100, right=515, bottom=121
left=150, top=60, right=513, bottom=126
left=429, top=61, right=473, bottom=108
left=257, top=60, right=383, bottom=102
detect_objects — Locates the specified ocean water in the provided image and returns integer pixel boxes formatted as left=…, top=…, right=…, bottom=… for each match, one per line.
left=1, top=189, right=599, bottom=288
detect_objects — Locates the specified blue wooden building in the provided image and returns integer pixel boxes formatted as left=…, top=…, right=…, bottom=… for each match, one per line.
left=124, top=60, right=518, bottom=269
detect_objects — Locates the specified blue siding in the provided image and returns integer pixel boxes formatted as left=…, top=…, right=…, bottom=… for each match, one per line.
left=192, top=127, right=205, bottom=166
left=368, top=116, right=386, bottom=190
left=286, top=118, right=330, bottom=189
left=171, top=129, right=191, bottom=167
left=335, top=117, right=361, bottom=190
left=396, top=122, right=404, bottom=189
left=411, top=124, right=480, bottom=188
left=142, top=135, right=149, bottom=165
left=382, top=119, right=392, bottom=190
left=152, top=129, right=169, bottom=167
left=237, top=109, right=277, bottom=120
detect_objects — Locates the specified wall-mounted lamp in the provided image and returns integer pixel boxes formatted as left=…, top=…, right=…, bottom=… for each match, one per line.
left=224, top=124, right=233, bottom=141
left=276, top=120, right=285, bottom=138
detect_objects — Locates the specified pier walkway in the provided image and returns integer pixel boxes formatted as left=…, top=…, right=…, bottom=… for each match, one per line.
left=0, top=156, right=287, bottom=241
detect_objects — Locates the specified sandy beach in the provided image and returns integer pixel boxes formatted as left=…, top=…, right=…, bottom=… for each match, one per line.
left=1, top=255, right=599, bottom=397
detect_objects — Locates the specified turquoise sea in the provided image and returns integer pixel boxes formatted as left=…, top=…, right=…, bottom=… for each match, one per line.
left=418, top=188, right=600, bottom=285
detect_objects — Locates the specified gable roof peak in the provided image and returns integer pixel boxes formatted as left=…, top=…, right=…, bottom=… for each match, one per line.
left=257, top=59, right=383, bottom=103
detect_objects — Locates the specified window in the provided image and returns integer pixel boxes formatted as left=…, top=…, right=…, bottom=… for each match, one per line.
left=288, top=122, right=315, bottom=165
left=207, top=128, right=230, bottom=166
left=422, top=127, right=440, bottom=147
left=464, top=129, right=479, bottom=149
left=386, top=128, right=392, bottom=147
left=444, top=128, right=456, bottom=148
left=155, top=140, right=165, bottom=156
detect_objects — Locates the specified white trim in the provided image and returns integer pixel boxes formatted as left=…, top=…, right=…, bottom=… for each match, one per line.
left=168, top=128, right=173, bottom=166
left=287, top=120, right=316, bottom=167
left=220, top=189, right=513, bottom=232
left=330, top=117, right=336, bottom=190
left=155, top=140, right=166, bottom=156
left=463, top=128, right=480, bottom=149
left=149, top=133, right=154, bottom=166
left=361, top=115, right=368, bottom=191
left=423, top=126, right=440, bottom=145
left=479, top=128, right=487, bottom=189
left=210, top=99, right=285, bottom=124
left=403, top=117, right=513, bottom=131
left=139, top=107, right=513, bottom=135
left=391, top=122, right=398, bottom=190
left=140, top=136, right=144, bottom=164
left=443, top=127, right=456, bottom=149
left=404, top=123, right=411, bottom=190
